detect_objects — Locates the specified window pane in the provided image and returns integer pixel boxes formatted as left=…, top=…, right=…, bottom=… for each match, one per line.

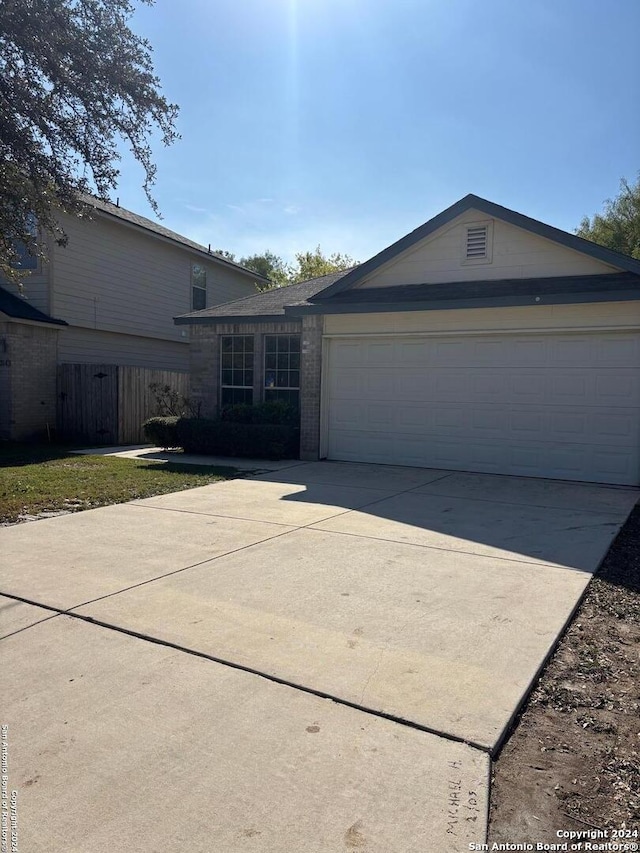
left=265, top=336, right=276, bottom=353
left=277, top=353, right=289, bottom=369
left=289, top=352, right=300, bottom=370
left=192, top=263, right=206, bottom=287
left=221, top=337, right=254, bottom=392
left=13, top=241, right=38, bottom=270
left=289, top=370, right=300, bottom=388
left=192, top=286, right=206, bottom=311
left=221, top=387, right=252, bottom=407
left=265, top=354, right=276, bottom=370
left=264, top=370, right=276, bottom=389
left=289, top=336, right=300, bottom=352
left=277, top=371, right=289, bottom=388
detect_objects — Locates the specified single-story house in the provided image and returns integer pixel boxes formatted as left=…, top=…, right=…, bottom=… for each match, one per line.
left=176, top=194, right=640, bottom=486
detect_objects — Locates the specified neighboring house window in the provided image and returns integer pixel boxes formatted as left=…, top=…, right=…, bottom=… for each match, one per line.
left=220, top=336, right=254, bottom=406
left=192, top=263, right=207, bottom=310
left=264, top=335, right=300, bottom=409
left=12, top=214, right=38, bottom=270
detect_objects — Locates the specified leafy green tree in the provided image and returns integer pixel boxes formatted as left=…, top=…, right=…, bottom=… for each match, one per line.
left=0, top=0, right=179, bottom=281
left=292, top=245, right=357, bottom=283
left=214, top=249, right=237, bottom=261
left=214, top=245, right=358, bottom=291
left=576, top=175, right=640, bottom=260
left=240, top=251, right=291, bottom=290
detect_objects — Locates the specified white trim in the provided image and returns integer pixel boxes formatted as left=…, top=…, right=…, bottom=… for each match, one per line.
left=323, top=325, right=640, bottom=340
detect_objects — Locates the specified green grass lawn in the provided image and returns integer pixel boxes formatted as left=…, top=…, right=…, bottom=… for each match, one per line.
left=0, top=444, right=238, bottom=524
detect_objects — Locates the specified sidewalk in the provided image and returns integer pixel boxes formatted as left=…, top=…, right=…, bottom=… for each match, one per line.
left=71, top=444, right=307, bottom=471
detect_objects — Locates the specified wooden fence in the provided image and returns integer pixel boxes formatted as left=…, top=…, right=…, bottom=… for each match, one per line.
left=57, top=364, right=190, bottom=445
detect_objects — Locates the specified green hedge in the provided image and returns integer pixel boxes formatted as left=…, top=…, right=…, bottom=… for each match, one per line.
left=220, top=400, right=299, bottom=425
left=177, top=418, right=300, bottom=459
left=142, top=416, right=180, bottom=448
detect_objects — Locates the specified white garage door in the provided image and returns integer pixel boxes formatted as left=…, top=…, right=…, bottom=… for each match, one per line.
left=325, top=332, right=640, bottom=485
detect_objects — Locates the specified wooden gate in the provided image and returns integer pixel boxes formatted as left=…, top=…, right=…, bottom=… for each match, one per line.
left=57, top=364, right=190, bottom=445
left=57, top=364, right=119, bottom=445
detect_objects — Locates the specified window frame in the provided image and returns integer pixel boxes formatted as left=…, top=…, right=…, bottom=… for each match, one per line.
left=219, top=335, right=254, bottom=407
left=263, top=334, right=301, bottom=408
left=191, top=262, right=207, bottom=310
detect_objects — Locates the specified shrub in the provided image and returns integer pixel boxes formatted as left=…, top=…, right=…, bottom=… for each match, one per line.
left=220, top=399, right=299, bottom=425
left=177, top=418, right=299, bottom=460
left=143, top=416, right=180, bottom=448
left=148, top=382, right=200, bottom=417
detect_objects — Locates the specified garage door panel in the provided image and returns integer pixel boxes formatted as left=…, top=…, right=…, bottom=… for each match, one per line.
left=598, top=335, right=640, bottom=365
left=596, top=373, right=640, bottom=404
left=326, top=333, right=640, bottom=485
left=331, top=401, right=639, bottom=447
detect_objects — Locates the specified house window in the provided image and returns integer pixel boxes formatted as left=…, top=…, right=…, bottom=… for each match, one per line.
left=264, top=335, right=300, bottom=409
left=192, top=263, right=207, bottom=310
left=220, top=336, right=254, bottom=406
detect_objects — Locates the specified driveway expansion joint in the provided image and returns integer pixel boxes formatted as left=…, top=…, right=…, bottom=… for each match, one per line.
left=0, top=589, right=495, bottom=757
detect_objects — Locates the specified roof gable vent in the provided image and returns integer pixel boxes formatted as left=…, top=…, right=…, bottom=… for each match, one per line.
left=466, top=225, right=488, bottom=258
left=462, top=220, right=493, bottom=265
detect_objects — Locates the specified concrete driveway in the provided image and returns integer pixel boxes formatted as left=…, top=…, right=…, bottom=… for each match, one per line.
left=2, top=462, right=637, bottom=851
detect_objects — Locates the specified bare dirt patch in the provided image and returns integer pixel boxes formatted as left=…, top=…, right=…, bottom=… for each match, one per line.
left=489, top=500, right=640, bottom=843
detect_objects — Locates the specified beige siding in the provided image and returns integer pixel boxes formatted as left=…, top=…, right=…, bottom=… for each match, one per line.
left=0, top=261, right=51, bottom=317
left=58, top=326, right=189, bottom=370
left=50, top=212, right=258, bottom=342
left=324, top=301, right=640, bottom=337
left=357, top=209, right=620, bottom=288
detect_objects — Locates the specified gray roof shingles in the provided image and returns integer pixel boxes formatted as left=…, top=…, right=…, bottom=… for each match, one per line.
left=84, top=197, right=269, bottom=282
left=0, top=286, right=67, bottom=325
left=174, top=269, right=354, bottom=323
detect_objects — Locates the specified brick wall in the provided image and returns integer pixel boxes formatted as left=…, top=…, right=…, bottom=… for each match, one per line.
left=0, top=321, right=59, bottom=440
left=188, top=317, right=324, bottom=459
left=300, top=316, right=323, bottom=460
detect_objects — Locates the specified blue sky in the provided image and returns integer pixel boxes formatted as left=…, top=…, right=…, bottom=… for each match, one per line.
left=113, top=0, right=639, bottom=264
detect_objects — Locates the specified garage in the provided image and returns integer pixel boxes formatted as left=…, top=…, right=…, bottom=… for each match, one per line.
left=325, top=331, right=640, bottom=485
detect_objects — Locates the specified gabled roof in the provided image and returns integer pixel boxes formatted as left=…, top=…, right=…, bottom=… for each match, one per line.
left=83, top=196, right=270, bottom=283
left=285, top=272, right=640, bottom=316
left=314, top=194, right=640, bottom=299
left=175, top=269, right=354, bottom=324
left=0, top=286, right=67, bottom=325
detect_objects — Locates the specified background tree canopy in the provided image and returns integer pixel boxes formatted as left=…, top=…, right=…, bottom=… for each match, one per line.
left=0, top=0, right=179, bottom=281
left=218, top=246, right=358, bottom=291
left=576, top=175, right=640, bottom=260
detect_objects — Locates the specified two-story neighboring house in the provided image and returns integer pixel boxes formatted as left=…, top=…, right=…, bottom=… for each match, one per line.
left=0, top=198, right=267, bottom=440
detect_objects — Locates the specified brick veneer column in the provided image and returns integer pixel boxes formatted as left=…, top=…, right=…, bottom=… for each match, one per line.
left=299, top=315, right=323, bottom=460
left=5, top=321, right=59, bottom=439
left=189, top=325, right=219, bottom=419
